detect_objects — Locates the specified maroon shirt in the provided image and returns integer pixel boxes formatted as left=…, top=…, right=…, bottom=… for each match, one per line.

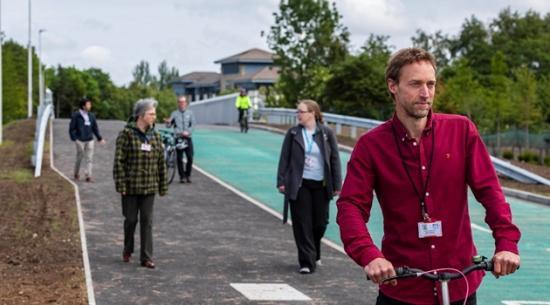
left=337, top=112, right=520, bottom=304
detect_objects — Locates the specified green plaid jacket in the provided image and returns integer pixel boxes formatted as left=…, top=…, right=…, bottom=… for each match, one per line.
left=113, top=122, right=168, bottom=196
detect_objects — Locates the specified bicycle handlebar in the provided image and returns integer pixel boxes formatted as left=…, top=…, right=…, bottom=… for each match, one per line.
left=389, top=259, right=493, bottom=282
left=367, top=256, right=497, bottom=283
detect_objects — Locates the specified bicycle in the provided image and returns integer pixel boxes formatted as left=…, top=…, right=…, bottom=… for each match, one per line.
left=239, top=108, right=249, bottom=133
left=162, top=133, right=187, bottom=184
left=373, top=255, right=502, bottom=305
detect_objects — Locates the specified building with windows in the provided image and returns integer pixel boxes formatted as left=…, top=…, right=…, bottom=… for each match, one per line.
left=170, top=48, right=279, bottom=101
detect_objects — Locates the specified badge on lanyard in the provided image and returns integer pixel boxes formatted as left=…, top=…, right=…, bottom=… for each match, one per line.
left=84, top=121, right=91, bottom=126
left=305, top=156, right=314, bottom=168
left=418, top=219, right=443, bottom=238
left=141, top=143, right=152, bottom=152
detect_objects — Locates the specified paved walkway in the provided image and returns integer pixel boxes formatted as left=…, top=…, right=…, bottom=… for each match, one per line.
left=53, top=119, right=377, bottom=305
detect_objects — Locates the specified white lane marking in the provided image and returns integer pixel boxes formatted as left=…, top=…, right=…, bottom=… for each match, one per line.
left=502, top=301, right=550, bottom=305
left=471, top=223, right=492, bottom=234
left=230, top=283, right=311, bottom=301
left=193, top=165, right=347, bottom=255
left=50, top=120, right=96, bottom=305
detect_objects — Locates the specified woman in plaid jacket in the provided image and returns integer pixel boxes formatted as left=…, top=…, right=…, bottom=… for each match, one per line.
left=113, top=98, right=168, bottom=269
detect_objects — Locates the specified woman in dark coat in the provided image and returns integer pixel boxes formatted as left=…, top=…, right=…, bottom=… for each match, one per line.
left=277, top=99, right=342, bottom=274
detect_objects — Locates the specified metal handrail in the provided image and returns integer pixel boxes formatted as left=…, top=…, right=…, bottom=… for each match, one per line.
left=257, top=107, right=550, bottom=186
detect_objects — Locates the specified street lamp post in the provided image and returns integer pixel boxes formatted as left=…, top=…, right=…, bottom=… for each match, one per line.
left=27, top=0, right=32, bottom=118
left=38, top=29, right=46, bottom=107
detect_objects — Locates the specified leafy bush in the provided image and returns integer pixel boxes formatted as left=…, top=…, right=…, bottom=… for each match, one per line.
left=518, top=151, right=540, bottom=164
left=502, top=150, right=514, bottom=159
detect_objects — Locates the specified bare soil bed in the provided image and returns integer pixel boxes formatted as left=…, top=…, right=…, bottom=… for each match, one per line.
left=0, top=119, right=86, bottom=305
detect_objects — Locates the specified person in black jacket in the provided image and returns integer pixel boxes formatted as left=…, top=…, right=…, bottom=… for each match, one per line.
left=277, top=99, right=342, bottom=274
left=69, top=98, right=106, bottom=182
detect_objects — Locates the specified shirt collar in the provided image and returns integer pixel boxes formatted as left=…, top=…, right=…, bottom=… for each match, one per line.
left=391, top=110, right=434, bottom=141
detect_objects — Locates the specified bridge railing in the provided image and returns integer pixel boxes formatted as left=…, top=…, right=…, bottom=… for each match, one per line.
left=32, top=88, right=54, bottom=177
left=256, top=107, right=550, bottom=186
left=257, top=107, right=382, bottom=138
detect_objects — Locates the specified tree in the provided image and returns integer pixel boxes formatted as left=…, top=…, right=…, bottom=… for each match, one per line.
left=267, top=0, right=349, bottom=107
left=448, top=16, right=493, bottom=77
left=324, top=35, right=392, bottom=119
left=511, top=66, right=540, bottom=147
left=132, top=60, right=155, bottom=87
left=490, top=8, right=550, bottom=78
left=486, top=51, right=514, bottom=153
left=2, top=40, right=39, bottom=123
left=411, top=29, right=452, bottom=68
left=157, top=60, right=180, bottom=90
left=436, top=59, right=487, bottom=126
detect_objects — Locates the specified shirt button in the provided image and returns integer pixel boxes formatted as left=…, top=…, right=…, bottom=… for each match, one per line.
left=413, top=142, right=417, bottom=146
left=401, top=138, right=405, bottom=142
left=425, top=192, right=430, bottom=197
left=431, top=245, right=435, bottom=249
left=421, top=165, right=426, bottom=170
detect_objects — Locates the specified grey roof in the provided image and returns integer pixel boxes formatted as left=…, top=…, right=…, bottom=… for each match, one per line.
left=214, top=48, right=275, bottom=64
left=174, top=71, right=221, bottom=87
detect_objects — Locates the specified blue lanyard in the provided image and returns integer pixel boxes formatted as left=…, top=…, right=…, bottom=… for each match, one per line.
left=302, top=128, right=315, bottom=154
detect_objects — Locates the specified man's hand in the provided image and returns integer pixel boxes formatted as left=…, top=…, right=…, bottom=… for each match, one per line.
left=278, top=185, right=285, bottom=194
left=492, top=251, right=520, bottom=278
left=163, top=117, right=171, bottom=124
left=364, top=257, right=397, bottom=286
left=99, top=139, right=106, bottom=144
left=182, top=131, right=190, bottom=137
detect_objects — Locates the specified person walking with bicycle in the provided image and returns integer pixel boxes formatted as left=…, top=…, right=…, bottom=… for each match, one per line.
left=235, top=88, right=251, bottom=133
left=336, top=48, right=521, bottom=305
left=165, top=96, right=196, bottom=183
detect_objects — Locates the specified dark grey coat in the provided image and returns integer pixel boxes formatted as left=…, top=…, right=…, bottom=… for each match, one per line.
left=277, top=123, right=342, bottom=220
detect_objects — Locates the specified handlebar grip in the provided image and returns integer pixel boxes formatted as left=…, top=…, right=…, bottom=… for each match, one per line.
left=484, top=260, right=494, bottom=272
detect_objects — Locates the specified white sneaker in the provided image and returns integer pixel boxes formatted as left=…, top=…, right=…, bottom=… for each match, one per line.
left=316, top=259, right=322, bottom=266
left=299, top=267, right=311, bottom=274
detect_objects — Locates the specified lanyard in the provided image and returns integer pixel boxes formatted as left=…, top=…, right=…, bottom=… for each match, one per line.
left=391, top=122, right=435, bottom=222
left=302, top=128, right=315, bottom=154
left=133, top=128, right=153, bottom=144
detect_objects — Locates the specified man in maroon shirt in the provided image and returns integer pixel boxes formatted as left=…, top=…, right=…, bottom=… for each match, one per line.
left=336, top=48, right=521, bottom=305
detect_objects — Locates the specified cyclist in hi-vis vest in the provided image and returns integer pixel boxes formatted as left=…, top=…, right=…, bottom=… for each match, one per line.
left=235, top=88, right=251, bottom=133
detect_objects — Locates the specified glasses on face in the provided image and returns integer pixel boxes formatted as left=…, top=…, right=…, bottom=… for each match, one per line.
left=295, top=110, right=311, bottom=114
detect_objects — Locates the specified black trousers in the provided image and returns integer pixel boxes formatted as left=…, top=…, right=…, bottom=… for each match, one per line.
left=122, top=194, right=155, bottom=262
left=289, top=179, right=329, bottom=271
left=376, top=291, right=476, bottom=305
left=238, top=109, right=249, bottom=132
left=176, top=138, right=194, bottom=179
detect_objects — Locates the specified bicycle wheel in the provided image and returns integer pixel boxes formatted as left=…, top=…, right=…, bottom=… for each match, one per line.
left=243, top=114, right=249, bottom=132
left=166, top=148, right=177, bottom=184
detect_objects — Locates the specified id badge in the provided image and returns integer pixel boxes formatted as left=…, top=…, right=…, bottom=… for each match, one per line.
left=418, top=220, right=442, bottom=238
left=84, top=121, right=91, bottom=126
left=141, top=143, right=152, bottom=152
left=304, top=156, right=314, bottom=168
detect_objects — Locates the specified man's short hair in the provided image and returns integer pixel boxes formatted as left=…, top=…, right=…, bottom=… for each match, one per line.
left=79, top=98, right=91, bottom=109
left=385, top=48, right=436, bottom=83
left=178, top=96, right=187, bottom=102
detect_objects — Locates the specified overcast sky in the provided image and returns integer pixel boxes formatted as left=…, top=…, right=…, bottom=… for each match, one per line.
left=2, top=0, right=549, bottom=86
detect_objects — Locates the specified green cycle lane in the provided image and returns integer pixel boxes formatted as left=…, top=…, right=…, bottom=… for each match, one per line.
left=192, top=126, right=550, bottom=305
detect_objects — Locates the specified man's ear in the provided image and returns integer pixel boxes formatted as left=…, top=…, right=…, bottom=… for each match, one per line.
left=387, top=78, right=398, bottom=95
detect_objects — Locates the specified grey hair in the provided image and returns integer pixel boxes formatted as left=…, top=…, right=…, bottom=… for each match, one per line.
left=133, top=98, right=158, bottom=119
